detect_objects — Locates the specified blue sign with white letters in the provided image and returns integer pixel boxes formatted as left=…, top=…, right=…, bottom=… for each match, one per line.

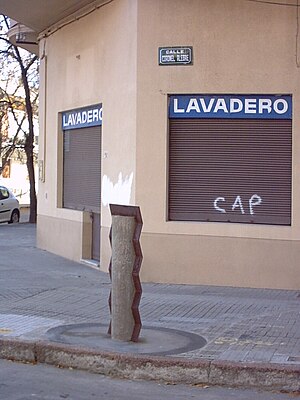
left=62, top=104, right=102, bottom=130
left=169, top=95, right=292, bottom=119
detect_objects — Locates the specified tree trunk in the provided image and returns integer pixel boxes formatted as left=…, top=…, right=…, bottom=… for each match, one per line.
left=25, top=142, right=37, bottom=223
left=17, top=49, right=38, bottom=223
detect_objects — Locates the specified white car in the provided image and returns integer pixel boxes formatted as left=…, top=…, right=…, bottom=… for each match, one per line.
left=0, top=185, right=20, bottom=224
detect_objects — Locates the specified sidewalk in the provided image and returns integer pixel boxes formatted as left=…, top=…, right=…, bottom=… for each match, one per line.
left=0, top=223, right=299, bottom=392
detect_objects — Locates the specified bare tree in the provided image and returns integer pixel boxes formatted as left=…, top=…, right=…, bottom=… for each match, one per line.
left=0, top=15, right=39, bottom=223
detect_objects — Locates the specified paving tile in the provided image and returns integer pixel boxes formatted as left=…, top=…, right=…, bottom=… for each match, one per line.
left=0, top=224, right=299, bottom=365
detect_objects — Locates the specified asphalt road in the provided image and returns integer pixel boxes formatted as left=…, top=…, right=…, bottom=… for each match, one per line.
left=0, top=359, right=296, bottom=400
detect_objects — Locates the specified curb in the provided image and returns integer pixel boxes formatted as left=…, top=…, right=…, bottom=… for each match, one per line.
left=0, top=338, right=299, bottom=392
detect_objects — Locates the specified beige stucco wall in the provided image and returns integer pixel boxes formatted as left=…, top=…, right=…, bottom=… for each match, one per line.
left=37, top=0, right=300, bottom=289
left=135, top=0, right=300, bottom=288
left=37, top=0, right=137, bottom=262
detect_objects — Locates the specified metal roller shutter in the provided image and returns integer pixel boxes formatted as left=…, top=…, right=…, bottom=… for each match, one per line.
left=168, top=118, right=292, bottom=225
left=63, top=126, right=101, bottom=212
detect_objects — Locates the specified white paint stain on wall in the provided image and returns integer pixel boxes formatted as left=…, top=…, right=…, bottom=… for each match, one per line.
left=102, top=172, right=134, bottom=207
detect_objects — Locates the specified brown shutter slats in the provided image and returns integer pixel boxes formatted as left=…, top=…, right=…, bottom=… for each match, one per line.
left=168, top=119, right=292, bottom=225
left=63, top=126, right=101, bottom=212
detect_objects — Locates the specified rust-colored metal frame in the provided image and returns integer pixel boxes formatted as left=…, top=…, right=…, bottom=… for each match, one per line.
left=108, top=204, right=143, bottom=342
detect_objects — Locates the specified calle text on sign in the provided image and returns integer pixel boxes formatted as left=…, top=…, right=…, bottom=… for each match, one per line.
left=159, top=46, right=193, bottom=66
